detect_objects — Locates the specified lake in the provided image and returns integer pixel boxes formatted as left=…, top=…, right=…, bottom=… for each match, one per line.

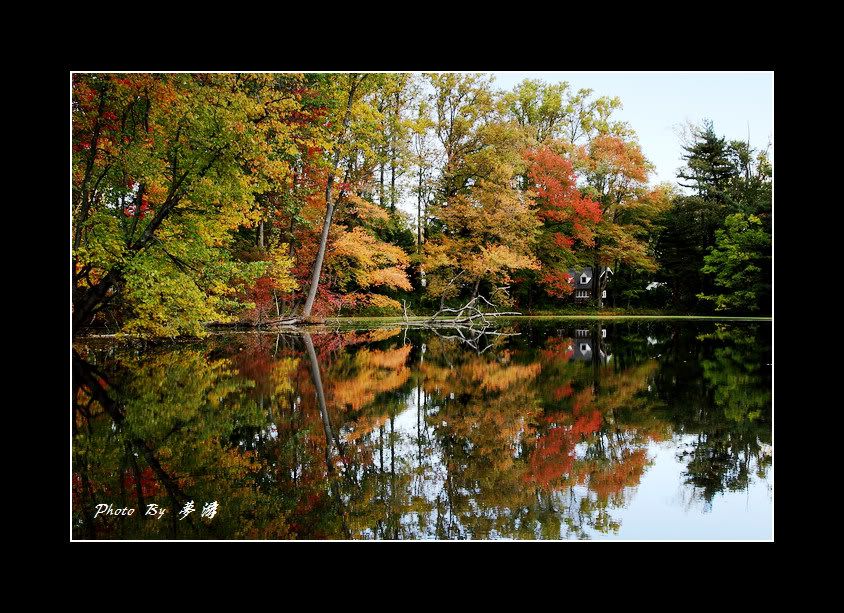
left=72, top=319, right=772, bottom=540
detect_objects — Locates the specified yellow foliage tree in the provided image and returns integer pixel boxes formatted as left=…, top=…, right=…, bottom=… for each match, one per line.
left=425, top=180, right=541, bottom=303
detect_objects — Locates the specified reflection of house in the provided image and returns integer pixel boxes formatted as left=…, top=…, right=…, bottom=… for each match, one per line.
left=571, top=328, right=610, bottom=363
left=567, top=267, right=613, bottom=303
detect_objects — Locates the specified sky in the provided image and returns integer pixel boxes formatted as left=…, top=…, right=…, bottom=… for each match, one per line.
left=489, top=71, right=774, bottom=186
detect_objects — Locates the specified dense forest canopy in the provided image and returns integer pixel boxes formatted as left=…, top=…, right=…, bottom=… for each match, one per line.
left=72, top=73, right=772, bottom=337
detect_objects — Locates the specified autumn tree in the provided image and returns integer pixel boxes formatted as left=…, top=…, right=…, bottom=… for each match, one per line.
left=576, top=133, right=658, bottom=307
left=502, top=80, right=654, bottom=309
left=408, top=92, right=438, bottom=254
left=502, top=79, right=571, bottom=145
left=328, top=195, right=413, bottom=315
left=240, top=245, right=299, bottom=324
left=72, top=74, right=305, bottom=336
left=523, top=146, right=602, bottom=299
left=252, top=74, right=335, bottom=257
left=300, top=73, right=374, bottom=319
left=424, top=74, right=543, bottom=306
left=374, top=73, right=413, bottom=212
left=427, top=73, right=496, bottom=202
left=502, top=79, right=628, bottom=148
left=425, top=179, right=541, bottom=306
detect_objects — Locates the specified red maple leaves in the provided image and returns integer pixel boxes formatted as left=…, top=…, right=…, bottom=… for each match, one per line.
left=524, top=147, right=603, bottom=300
left=525, top=147, right=602, bottom=239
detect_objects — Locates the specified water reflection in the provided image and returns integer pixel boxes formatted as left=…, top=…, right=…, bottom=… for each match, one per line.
left=72, top=321, right=772, bottom=539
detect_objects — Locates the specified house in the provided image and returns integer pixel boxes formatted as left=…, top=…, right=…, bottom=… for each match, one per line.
left=566, top=266, right=613, bottom=303
left=571, top=328, right=610, bottom=363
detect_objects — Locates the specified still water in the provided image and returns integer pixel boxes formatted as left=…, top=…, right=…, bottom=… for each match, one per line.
left=72, top=320, right=772, bottom=540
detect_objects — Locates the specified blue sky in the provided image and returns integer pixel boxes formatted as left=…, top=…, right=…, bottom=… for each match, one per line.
left=490, top=71, right=773, bottom=186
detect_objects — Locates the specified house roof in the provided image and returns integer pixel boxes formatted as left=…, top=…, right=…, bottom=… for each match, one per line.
left=568, top=267, right=594, bottom=289
left=567, top=266, right=613, bottom=289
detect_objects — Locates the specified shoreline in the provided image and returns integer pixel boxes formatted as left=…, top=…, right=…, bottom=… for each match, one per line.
left=327, top=315, right=773, bottom=322
left=75, top=314, right=772, bottom=341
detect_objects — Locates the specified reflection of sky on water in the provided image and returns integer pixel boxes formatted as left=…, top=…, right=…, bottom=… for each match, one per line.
left=355, top=387, right=447, bottom=540
left=592, top=437, right=772, bottom=540
left=354, top=388, right=773, bottom=541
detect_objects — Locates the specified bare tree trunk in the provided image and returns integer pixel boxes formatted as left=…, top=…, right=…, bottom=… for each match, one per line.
left=417, top=167, right=423, bottom=253
left=593, top=241, right=603, bottom=309
left=287, top=214, right=296, bottom=254
left=302, top=189, right=336, bottom=317
left=390, top=89, right=400, bottom=213
left=424, top=198, right=428, bottom=243
left=301, top=75, right=361, bottom=319
left=257, top=220, right=264, bottom=249
left=380, top=163, right=385, bottom=207
left=390, top=161, right=396, bottom=212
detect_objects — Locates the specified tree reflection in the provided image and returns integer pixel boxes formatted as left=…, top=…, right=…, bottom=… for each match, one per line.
left=72, top=321, right=772, bottom=539
left=651, top=322, right=772, bottom=507
left=72, top=346, right=286, bottom=539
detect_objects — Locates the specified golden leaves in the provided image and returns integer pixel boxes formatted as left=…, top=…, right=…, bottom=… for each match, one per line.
left=478, top=244, right=540, bottom=276
left=367, top=267, right=413, bottom=292
left=331, top=226, right=411, bottom=292
left=345, top=193, right=390, bottom=224
left=267, top=245, right=299, bottom=293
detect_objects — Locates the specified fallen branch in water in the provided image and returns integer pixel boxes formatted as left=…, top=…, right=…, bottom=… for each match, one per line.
left=400, top=295, right=520, bottom=354
left=256, top=317, right=302, bottom=328
left=403, top=295, right=520, bottom=328
left=427, top=322, right=519, bottom=354
left=204, top=295, right=521, bottom=333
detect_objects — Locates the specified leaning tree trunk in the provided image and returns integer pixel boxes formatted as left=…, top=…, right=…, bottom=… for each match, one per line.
left=301, top=188, right=336, bottom=318
left=301, top=76, right=361, bottom=319
left=73, top=268, right=123, bottom=334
